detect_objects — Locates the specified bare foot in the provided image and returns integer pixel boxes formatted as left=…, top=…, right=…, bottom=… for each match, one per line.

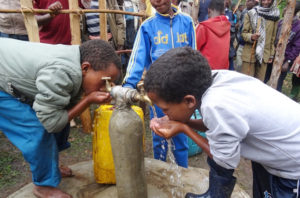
left=59, top=165, right=74, bottom=177
left=33, top=185, right=72, bottom=198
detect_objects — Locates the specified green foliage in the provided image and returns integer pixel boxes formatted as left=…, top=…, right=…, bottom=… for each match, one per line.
left=278, top=0, right=287, bottom=18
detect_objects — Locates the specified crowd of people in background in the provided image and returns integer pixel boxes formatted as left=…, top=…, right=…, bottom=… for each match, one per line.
left=0, top=0, right=300, bottom=197
left=1, top=0, right=299, bottom=101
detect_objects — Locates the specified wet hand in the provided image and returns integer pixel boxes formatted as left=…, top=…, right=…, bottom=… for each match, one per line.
left=251, top=33, right=260, bottom=41
left=86, top=91, right=112, bottom=104
left=150, top=117, right=185, bottom=139
left=149, top=116, right=169, bottom=129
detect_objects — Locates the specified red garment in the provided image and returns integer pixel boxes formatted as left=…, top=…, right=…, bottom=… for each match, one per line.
left=196, top=15, right=231, bottom=70
left=34, top=0, right=82, bottom=45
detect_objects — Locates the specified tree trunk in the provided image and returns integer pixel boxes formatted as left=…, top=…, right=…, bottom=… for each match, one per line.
left=269, top=0, right=296, bottom=89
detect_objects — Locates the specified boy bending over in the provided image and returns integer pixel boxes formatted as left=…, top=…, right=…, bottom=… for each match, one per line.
left=144, top=47, right=300, bottom=198
left=0, top=38, right=121, bottom=198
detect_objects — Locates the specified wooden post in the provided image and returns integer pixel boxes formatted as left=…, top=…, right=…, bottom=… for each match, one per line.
left=191, top=0, right=200, bottom=24
left=68, top=0, right=92, bottom=133
left=20, top=0, right=40, bottom=42
left=99, top=0, right=108, bottom=41
left=269, top=0, right=296, bottom=89
left=68, top=0, right=81, bottom=44
left=139, top=0, right=147, bottom=24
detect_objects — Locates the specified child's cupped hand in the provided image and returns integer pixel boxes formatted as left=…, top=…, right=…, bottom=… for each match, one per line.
left=86, top=91, right=112, bottom=104
left=150, top=116, right=185, bottom=139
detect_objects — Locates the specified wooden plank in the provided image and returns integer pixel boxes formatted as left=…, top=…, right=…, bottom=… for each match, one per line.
left=68, top=0, right=81, bottom=44
left=269, top=0, right=296, bottom=88
left=99, top=0, right=107, bottom=41
left=68, top=0, right=92, bottom=133
left=20, top=0, right=40, bottom=42
left=191, top=0, right=200, bottom=24
left=0, top=8, right=146, bottom=17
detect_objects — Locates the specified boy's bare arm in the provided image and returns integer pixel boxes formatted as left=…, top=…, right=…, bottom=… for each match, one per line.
left=35, top=1, right=62, bottom=26
left=182, top=124, right=212, bottom=158
left=67, top=91, right=111, bottom=121
left=186, top=119, right=208, bottom=132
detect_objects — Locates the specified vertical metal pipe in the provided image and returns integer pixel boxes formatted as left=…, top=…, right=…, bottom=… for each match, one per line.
left=109, top=86, right=148, bottom=198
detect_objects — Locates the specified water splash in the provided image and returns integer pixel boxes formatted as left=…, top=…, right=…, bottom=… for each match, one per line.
left=151, top=104, right=183, bottom=197
left=166, top=139, right=184, bottom=198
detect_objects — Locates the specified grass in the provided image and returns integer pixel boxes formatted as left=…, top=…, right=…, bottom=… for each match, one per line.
left=0, top=152, right=22, bottom=187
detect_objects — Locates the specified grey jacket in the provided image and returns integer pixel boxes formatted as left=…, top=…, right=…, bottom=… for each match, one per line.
left=0, top=0, right=28, bottom=35
left=0, top=38, right=82, bottom=132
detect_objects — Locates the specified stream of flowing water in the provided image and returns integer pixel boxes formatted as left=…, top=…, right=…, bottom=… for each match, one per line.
left=150, top=105, right=184, bottom=197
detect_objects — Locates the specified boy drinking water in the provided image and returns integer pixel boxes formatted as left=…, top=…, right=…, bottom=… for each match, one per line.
left=123, top=0, right=196, bottom=168
left=0, top=38, right=121, bottom=198
left=144, top=47, right=300, bottom=198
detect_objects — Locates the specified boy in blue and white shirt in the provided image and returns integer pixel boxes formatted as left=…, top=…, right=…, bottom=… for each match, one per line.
left=123, top=0, right=196, bottom=168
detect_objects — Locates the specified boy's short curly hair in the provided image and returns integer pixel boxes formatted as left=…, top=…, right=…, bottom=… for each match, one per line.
left=79, top=40, right=121, bottom=71
left=209, top=0, right=226, bottom=13
left=144, top=47, right=212, bottom=103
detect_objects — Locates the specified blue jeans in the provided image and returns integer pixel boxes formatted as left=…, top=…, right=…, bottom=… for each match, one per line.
left=252, top=161, right=300, bottom=198
left=0, top=31, right=29, bottom=41
left=0, top=91, right=70, bottom=187
left=150, top=104, right=188, bottom=168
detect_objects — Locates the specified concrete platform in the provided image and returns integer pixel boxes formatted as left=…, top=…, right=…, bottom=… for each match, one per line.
left=8, top=158, right=250, bottom=198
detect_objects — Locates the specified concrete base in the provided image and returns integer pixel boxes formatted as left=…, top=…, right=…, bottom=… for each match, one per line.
left=8, top=158, right=250, bottom=198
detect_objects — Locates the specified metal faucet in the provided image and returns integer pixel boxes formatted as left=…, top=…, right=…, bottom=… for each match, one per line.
left=136, top=82, right=152, bottom=106
left=102, top=77, right=112, bottom=92
left=101, top=77, right=152, bottom=106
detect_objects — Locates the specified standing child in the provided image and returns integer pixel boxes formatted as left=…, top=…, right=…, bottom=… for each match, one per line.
left=241, top=0, right=280, bottom=81
left=0, top=39, right=121, bottom=198
left=122, top=0, right=196, bottom=168
left=196, top=0, right=231, bottom=70
left=145, top=47, right=300, bottom=198
left=235, top=0, right=256, bottom=72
